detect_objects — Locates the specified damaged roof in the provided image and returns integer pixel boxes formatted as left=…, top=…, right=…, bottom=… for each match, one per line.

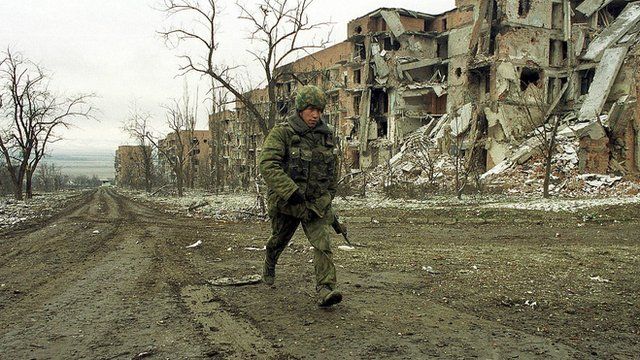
left=350, top=7, right=437, bottom=22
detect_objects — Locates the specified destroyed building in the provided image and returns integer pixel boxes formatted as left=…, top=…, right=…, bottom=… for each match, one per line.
left=158, top=130, right=212, bottom=187
left=208, top=110, right=261, bottom=189
left=114, top=145, right=153, bottom=188
left=211, top=1, right=640, bottom=190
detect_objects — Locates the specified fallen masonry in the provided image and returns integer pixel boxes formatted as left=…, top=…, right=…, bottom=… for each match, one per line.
left=204, top=1, right=640, bottom=193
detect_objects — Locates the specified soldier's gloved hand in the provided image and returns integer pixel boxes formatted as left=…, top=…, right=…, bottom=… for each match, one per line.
left=288, top=190, right=305, bottom=205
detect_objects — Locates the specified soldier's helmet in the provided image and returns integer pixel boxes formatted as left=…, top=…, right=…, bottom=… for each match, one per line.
left=295, top=85, right=327, bottom=112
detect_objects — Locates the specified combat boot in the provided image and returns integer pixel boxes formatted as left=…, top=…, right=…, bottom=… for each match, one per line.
left=262, top=257, right=275, bottom=285
left=317, top=286, right=342, bottom=307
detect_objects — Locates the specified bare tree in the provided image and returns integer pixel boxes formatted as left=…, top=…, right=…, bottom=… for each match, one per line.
left=0, top=49, right=93, bottom=200
left=514, top=74, right=570, bottom=198
left=122, top=104, right=156, bottom=192
left=145, top=97, right=198, bottom=197
left=159, top=0, right=330, bottom=135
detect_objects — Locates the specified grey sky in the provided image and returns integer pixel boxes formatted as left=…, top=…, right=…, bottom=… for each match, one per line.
left=0, top=0, right=455, bottom=156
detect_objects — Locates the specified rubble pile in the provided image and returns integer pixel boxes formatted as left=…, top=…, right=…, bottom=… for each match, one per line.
left=0, top=191, right=83, bottom=230
left=342, top=121, right=640, bottom=198
left=123, top=190, right=267, bottom=221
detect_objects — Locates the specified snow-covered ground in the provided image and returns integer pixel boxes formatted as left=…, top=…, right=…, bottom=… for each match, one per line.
left=2, top=186, right=638, bottom=232
left=0, top=190, right=85, bottom=230
left=122, top=188, right=640, bottom=218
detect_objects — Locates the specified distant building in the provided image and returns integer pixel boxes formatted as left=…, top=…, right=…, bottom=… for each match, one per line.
left=114, top=145, right=152, bottom=189
left=209, top=1, right=640, bottom=190
left=158, top=130, right=212, bottom=187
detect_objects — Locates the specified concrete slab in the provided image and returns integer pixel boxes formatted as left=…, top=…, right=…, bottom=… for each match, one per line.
left=579, top=46, right=628, bottom=121
left=583, top=2, right=640, bottom=60
left=380, top=10, right=406, bottom=38
left=450, top=103, right=473, bottom=137
left=576, top=0, right=614, bottom=18
left=371, top=43, right=390, bottom=82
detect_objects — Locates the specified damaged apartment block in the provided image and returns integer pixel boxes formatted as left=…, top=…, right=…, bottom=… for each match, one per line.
left=213, top=0, right=640, bottom=190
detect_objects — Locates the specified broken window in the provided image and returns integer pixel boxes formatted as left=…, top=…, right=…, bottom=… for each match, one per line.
left=519, top=67, right=541, bottom=91
left=382, top=37, right=401, bottom=51
left=353, top=94, right=361, bottom=114
left=354, top=25, right=363, bottom=35
left=405, top=93, right=447, bottom=114
left=353, top=69, right=361, bottom=84
left=370, top=89, right=388, bottom=115
left=605, top=2, right=626, bottom=19
left=375, top=116, right=388, bottom=137
left=442, top=18, right=448, bottom=31
left=354, top=41, right=366, bottom=60
left=547, top=77, right=568, bottom=103
left=437, top=37, right=449, bottom=58
left=570, top=0, right=589, bottom=24
left=423, top=18, right=433, bottom=32
left=549, top=40, right=568, bottom=67
left=518, top=0, right=531, bottom=17
left=579, top=69, right=595, bottom=95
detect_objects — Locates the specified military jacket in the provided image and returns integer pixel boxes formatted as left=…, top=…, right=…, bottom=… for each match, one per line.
left=259, top=114, right=338, bottom=219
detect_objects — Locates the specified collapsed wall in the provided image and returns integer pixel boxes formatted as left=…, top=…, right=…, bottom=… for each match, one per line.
left=216, top=1, right=640, bottom=192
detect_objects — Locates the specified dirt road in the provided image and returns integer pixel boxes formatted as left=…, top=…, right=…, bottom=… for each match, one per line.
left=0, top=188, right=638, bottom=359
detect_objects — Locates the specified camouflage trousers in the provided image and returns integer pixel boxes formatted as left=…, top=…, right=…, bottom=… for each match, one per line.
left=265, top=212, right=336, bottom=290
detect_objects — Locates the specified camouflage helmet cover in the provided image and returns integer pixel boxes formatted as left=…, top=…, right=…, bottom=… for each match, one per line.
left=295, top=85, right=327, bottom=112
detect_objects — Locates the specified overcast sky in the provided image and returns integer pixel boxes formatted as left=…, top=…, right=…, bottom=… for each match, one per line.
left=0, top=0, right=455, bottom=156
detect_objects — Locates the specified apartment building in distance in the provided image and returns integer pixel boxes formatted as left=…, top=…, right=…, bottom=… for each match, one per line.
left=212, top=0, right=640, bottom=190
left=158, top=130, right=212, bottom=187
left=114, top=145, right=153, bottom=189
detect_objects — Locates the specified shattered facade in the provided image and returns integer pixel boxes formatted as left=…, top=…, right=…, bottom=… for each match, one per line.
left=208, top=110, right=261, bottom=189
left=114, top=145, right=153, bottom=188
left=216, top=1, right=640, bottom=190
left=158, top=130, right=212, bottom=186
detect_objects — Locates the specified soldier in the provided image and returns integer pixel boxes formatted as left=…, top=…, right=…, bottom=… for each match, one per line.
left=259, top=85, right=342, bottom=307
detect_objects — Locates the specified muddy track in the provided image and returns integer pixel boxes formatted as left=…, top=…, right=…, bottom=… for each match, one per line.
left=0, top=188, right=637, bottom=359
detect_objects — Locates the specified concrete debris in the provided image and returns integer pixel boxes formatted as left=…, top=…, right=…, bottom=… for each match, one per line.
left=208, top=274, right=262, bottom=286
left=380, top=10, right=406, bottom=38
left=450, top=104, right=473, bottom=137
left=576, top=0, right=615, bottom=18
left=579, top=46, right=628, bottom=121
left=204, top=2, right=640, bottom=193
left=589, top=275, right=611, bottom=283
left=583, top=2, right=640, bottom=60
left=0, top=191, right=83, bottom=230
left=338, top=245, right=356, bottom=251
left=577, top=174, right=622, bottom=188
left=574, top=121, right=607, bottom=140
left=371, top=43, right=390, bottom=83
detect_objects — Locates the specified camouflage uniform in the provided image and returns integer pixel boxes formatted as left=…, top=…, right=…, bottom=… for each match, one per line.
left=259, top=86, right=341, bottom=304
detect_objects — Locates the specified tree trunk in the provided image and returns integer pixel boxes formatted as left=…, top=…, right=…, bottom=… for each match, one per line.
left=543, top=153, right=552, bottom=199
left=176, top=167, right=184, bottom=197
left=25, top=169, right=33, bottom=199
left=11, top=172, right=24, bottom=200
left=543, top=116, right=560, bottom=199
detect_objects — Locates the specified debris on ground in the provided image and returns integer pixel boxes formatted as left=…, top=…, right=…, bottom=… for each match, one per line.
left=208, top=274, right=262, bottom=286
left=186, top=240, right=203, bottom=249
left=0, top=191, right=84, bottom=230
